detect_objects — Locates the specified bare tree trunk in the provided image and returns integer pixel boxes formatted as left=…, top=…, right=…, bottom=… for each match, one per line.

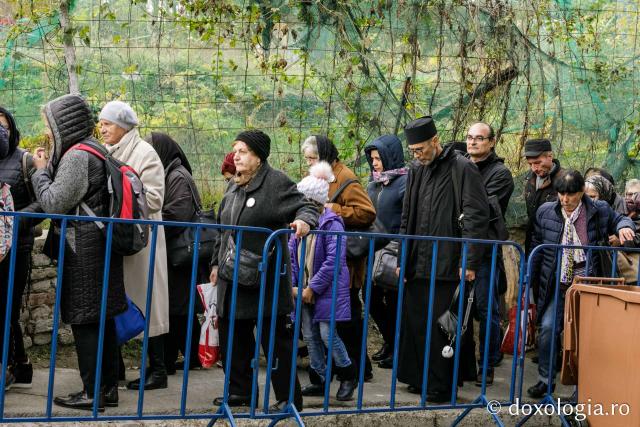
left=59, top=0, right=79, bottom=94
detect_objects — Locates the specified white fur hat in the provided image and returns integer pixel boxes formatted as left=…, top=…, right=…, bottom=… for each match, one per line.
left=297, top=161, right=334, bottom=204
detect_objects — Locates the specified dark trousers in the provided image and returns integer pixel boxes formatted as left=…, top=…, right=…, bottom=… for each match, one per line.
left=368, top=285, right=399, bottom=348
left=218, top=315, right=301, bottom=405
left=336, top=286, right=373, bottom=378
left=72, top=320, right=119, bottom=396
left=164, top=314, right=201, bottom=370
left=0, top=250, right=30, bottom=366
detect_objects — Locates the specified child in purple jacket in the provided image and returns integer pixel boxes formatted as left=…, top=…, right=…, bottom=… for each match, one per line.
left=290, top=161, right=356, bottom=401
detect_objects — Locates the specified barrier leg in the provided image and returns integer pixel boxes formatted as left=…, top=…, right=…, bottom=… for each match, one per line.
left=206, top=403, right=238, bottom=427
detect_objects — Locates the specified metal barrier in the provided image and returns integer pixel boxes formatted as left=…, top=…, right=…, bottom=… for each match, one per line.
left=0, top=211, right=531, bottom=426
left=517, top=243, right=640, bottom=427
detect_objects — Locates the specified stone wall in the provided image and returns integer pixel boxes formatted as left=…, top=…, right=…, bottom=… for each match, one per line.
left=20, top=235, right=73, bottom=349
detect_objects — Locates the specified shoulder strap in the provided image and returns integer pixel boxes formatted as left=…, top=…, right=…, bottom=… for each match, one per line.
left=21, top=151, right=36, bottom=202
left=450, top=156, right=463, bottom=225
left=329, top=178, right=358, bottom=204
left=173, top=167, right=202, bottom=212
left=70, top=143, right=107, bottom=161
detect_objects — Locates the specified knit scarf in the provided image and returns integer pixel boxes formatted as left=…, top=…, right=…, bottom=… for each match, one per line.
left=372, top=167, right=409, bottom=185
left=560, top=202, right=586, bottom=283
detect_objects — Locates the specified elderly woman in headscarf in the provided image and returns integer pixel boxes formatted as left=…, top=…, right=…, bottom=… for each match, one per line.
left=0, top=107, right=40, bottom=388
left=209, top=129, right=318, bottom=411
left=300, top=135, right=376, bottom=381
left=584, top=167, right=627, bottom=214
left=147, top=132, right=206, bottom=374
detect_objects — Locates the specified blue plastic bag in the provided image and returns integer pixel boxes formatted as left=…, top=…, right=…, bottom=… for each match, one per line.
left=115, top=295, right=145, bottom=345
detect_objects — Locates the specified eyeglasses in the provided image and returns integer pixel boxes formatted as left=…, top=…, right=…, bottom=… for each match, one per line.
left=304, top=155, right=319, bottom=161
left=626, top=191, right=639, bottom=199
left=466, top=135, right=491, bottom=142
left=408, top=146, right=425, bottom=155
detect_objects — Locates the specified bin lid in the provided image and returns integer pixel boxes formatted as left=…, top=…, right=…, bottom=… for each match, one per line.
left=573, top=283, right=640, bottom=304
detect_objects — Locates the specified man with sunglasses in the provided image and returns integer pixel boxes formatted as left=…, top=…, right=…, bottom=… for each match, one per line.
left=396, top=116, right=489, bottom=403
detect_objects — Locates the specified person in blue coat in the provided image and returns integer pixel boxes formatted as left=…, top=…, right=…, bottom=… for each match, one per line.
left=527, top=170, right=635, bottom=398
left=363, top=135, right=407, bottom=368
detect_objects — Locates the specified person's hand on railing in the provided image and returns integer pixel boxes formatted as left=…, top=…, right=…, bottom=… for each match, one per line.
left=459, top=268, right=476, bottom=282
left=209, top=266, right=218, bottom=286
left=609, top=234, right=621, bottom=247
left=290, top=219, right=310, bottom=239
left=618, top=227, right=635, bottom=244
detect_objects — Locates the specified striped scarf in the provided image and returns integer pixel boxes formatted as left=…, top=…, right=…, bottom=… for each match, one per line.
left=560, top=202, right=586, bottom=283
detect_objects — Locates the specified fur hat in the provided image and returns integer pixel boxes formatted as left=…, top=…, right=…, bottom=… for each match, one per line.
left=297, top=161, right=334, bottom=204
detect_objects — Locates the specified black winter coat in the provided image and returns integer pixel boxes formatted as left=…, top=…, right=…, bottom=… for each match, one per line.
left=36, top=96, right=126, bottom=324
left=211, top=162, right=319, bottom=319
left=475, top=151, right=514, bottom=222
left=531, top=196, right=635, bottom=317
left=524, top=159, right=563, bottom=254
left=365, top=135, right=407, bottom=234
left=399, top=144, right=490, bottom=281
left=162, top=158, right=206, bottom=316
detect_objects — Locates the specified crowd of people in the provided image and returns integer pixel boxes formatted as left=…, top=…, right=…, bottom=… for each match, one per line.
left=0, top=93, right=638, bottom=412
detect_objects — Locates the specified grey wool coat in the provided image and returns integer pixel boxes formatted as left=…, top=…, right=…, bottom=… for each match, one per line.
left=211, top=162, right=319, bottom=319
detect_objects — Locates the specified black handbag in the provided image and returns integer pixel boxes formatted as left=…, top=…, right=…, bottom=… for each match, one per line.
left=217, top=235, right=264, bottom=289
left=166, top=174, right=218, bottom=267
left=329, top=179, right=389, bottom=260
left=373, top=241, right=399, bottom=290
left=437, top=281, right=475, bottom=351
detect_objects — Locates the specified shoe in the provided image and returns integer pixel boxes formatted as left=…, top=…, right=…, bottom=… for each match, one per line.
left=12, top=362, right=32, bottom=389
left=335, top=363, right=357, bottom=401
left=475, top=368, right=494, bottom=387
left=301, top=383, right=324, bottom=396
left=175, top=360, right=201, bottom=371
left=377, top=356, right=393, bottom=369
left=407, top=385, right=422, bottom=395
left=126, top=370, right=168, bottom=390
left=372, top=344, right=390, bottom=362
left=426, top=392, right=450, bottom=403
left=532, top=355, right=539, bottom=364
left=54, top=390, right=104, bottom=412
left=3, top=369, right=14, bottom=391
left=364, top=371, right=373, bottom=382
left=269, top=399, right=303, bottom=412
left=213, top=394, right=252, bottom=407
left=527, top=381, right=554, bottom=398
left=103, top=385, right=118, bottom=407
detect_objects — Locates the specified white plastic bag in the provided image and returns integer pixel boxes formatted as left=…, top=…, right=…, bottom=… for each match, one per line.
left=197, top=282, right=220, bottom=368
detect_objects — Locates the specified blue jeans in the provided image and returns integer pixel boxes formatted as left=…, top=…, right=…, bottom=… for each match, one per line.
left=474, top=261, right=503, bottom=367
left=537, top=292, right=566, bottom=384
left=301, top=305, right=352, bottom=378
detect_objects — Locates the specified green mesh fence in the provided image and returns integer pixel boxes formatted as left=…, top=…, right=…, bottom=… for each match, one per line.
left=1, top=0, right=639, bottom=224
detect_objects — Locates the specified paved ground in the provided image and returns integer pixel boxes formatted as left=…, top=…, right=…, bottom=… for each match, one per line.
left=0, top=353, right=572, bottom=426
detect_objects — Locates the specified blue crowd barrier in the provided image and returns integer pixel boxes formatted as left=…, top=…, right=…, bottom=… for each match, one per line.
left=0, top=210, right=542, bottom=426
left=517, top=243, right=640, bottom=427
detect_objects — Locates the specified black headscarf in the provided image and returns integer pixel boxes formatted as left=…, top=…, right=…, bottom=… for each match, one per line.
left=315, top=135, right=339, bottom=164
left=147, top=132, right=193, bottom=174
left=0, top=107, right=21, bottom=154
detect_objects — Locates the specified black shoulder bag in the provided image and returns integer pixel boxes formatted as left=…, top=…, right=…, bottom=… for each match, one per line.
left=166, top=172, right=218, bottom=267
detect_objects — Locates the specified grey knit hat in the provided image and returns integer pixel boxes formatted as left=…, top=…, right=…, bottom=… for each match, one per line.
left=98, top=100, right=139, bottom=131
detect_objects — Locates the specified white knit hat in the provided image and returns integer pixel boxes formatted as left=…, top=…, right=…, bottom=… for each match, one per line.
left=297, top=161, right=334, bottom=204
left=98, top=100, right=139, bottom=130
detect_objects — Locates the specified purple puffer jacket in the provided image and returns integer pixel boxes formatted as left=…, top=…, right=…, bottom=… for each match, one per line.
left=289, top=209, right=351, bottom=322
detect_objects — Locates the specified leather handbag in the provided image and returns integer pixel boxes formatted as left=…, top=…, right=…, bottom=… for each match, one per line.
left=437, top=281, right=475, bottom=347
left=217, top=235, right=264, bottom=289
left=373, top=241, right=399, bottom=290
left=166, top=173, right=218, bottom=267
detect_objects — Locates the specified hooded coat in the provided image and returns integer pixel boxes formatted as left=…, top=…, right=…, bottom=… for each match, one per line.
left=0, top=107, right=41, bottom=252
left=364, top=135, right=407, bottom=234
left=31, top=94, right=126, bottom=324
left=107, top=128, right=169, bottom=337
left=289, top=209, right=351, bottom=322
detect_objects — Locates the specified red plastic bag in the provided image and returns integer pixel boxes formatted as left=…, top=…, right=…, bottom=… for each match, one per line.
left=500, top=302, right=536, bottom=356
left=197, top=283, right=220, bottom=368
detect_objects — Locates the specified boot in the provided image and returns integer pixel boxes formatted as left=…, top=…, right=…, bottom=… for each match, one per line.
left=301, top=366, right=324, bottom=396
left=127, top=336, right=168, bottom=390
left=335, top=363, right=357, bottom=401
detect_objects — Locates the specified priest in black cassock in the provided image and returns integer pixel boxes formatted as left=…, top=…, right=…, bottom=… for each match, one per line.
left=396, top=116, right=490, bottom=403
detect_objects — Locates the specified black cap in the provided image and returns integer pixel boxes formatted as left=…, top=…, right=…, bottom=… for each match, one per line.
left=404, top=116, right=437, bottom=145
left=523, top=138, right=552, bottom=157
left=235, top=129, right=271, bottom=161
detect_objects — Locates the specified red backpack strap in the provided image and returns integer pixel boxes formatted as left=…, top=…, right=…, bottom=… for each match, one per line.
left=70, top=143, right=107, bottom=161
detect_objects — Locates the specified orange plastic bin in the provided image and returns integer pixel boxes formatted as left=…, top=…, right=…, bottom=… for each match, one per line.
left=573, top=281, right=640, bottom=427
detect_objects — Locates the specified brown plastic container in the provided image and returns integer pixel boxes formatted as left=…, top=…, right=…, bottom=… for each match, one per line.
left=573, top=280, right=640, bottom=426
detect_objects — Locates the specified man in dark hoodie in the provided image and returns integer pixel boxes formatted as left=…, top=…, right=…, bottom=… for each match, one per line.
left=465, top=122, right=514, bottom=386
left=397, top=116, right=489, bottom=402
left=0, top=107, right=41, bottom=389
left=364, top=135, right=407, bottom=369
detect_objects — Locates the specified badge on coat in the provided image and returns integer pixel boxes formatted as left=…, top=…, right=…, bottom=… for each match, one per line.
left=246, top=197, right=256, bottom=208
